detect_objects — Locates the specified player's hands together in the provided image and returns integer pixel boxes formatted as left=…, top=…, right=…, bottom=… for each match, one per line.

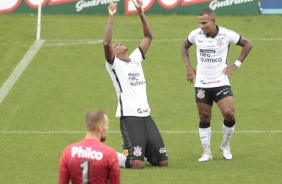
left=108, top=0, right=117, bottom=16
left=186, top=66, right=196, bottom=83
left=132, top=0, right=144, bottom=13
left=224, top=64, right=239, bottom=75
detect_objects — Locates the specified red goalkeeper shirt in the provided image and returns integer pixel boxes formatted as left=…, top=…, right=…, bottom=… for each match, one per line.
left=58, top=139, right=120, bottom=184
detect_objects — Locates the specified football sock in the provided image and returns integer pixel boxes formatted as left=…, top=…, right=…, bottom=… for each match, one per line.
left=222, top=119, right=235, bottom=143
left=116, top=152, right=126, bottom=168
left=199, top=122, right=211, bottom=154
left=125, top=157, right=131, bottom=168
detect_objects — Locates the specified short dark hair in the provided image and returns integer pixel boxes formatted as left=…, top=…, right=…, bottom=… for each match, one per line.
left=199, top=8, right=216, bottom=18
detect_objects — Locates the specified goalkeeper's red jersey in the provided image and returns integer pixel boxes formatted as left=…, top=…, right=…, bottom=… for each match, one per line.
left=58, top=139, right=120, bottom=184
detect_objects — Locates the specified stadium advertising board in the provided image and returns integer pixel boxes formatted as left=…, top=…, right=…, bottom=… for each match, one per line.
left=0, top=0, right=259, bottom=15
left=260, top=0, right=282, bottom=14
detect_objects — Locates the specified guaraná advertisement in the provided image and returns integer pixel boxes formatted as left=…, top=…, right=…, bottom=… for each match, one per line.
left=0, top=0, right=259, bottom=15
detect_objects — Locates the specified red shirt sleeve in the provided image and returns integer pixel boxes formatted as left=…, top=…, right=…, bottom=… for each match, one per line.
left=58, top=171, right=70, bottom=184
left=58, top=148, right=70, bottom=184
left=108, top=149, right=120, bottom=184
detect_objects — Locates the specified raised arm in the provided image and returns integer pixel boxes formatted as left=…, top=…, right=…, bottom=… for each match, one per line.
left=103, top=0, right=117, bottom=64
left=224, top=36, right=253, bottom=75
left=181, top=38, right=196, bottom=83
left=132, top=0, right=153, bottom=56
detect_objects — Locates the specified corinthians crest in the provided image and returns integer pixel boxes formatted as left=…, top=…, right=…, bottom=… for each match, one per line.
left=197, top=89, right=206, bottom=99
left=216, top=37, right=224, bottom=47
left=133, top=146, right=142, bottom=157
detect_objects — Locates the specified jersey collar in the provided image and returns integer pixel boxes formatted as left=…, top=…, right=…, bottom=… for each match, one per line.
left=206, top=25, right=219, bottom=38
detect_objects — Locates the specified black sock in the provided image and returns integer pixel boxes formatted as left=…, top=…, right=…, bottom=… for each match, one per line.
left=223, top=119, right=235, bottom=128
left=125, top=158, right=131, bottom=169
left=199, top=121, right=210, bottom=128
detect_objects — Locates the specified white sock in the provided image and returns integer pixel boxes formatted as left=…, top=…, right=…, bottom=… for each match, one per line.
left=222, top=124, right=235, bottom=145
left=116, top=152, right=126, bottom=168
left=199, top=127, right=211, bottom=154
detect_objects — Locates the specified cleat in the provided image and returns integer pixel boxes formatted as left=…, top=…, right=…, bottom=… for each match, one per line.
left=198, top=153, right=213, bottom=162
left=220, top=142, right=232, bottom=160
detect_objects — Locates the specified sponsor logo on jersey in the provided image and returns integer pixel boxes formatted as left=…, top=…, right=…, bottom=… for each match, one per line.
left=200, top=79, right=221, bottom=84
left=197, top=89, right=206, bottom=99
left=133, top=146, right=142, bottom=157
left=128, top=73, right=146, bottom=87
left=199, top=49, right=223, bottom=63
left=201, top=57, right=223, bottom=63
left=200, top=49, right=216, bottom=53
left=71, top=146, right=103, bottom=160
left=128, top=73, right=140, bottom=77
left=137, top=108, right=149, bottom=113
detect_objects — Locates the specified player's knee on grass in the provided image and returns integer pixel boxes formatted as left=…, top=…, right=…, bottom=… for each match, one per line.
left=157, top=160, right=168, bottom=167
left=149, top=160, right=168, bottom=167
left=130, top=160, right=145, bottom=169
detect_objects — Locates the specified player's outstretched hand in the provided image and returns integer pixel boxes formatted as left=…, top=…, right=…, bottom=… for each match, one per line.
left=132, top=0, right=144, bottom=13
left=108, top=0, right=117, bottom=16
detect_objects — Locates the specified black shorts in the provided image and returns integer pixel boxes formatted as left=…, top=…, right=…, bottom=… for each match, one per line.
left=120, top=116, right=168, bottom=164
left=195, top=86, right=233, bottom=106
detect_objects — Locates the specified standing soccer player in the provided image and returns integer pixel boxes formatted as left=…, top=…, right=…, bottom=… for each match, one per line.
left=58, top=109, right=120, bottom=184
left=104, top=0, right=168, bottom=169
left=181, top=8, right=252, bottom=161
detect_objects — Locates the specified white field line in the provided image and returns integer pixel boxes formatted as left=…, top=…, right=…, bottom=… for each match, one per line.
left=44, top=39, right=103, bottom=46
left=0, top=130, right=282, bottom=134
left=44, top=38, right=282, bottom=46
left=0, top=40, right=45, bottom=105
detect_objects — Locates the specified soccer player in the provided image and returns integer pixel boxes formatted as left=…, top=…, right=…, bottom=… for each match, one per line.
left=180, top=8, right=252, bottom=161
left=103, top=0, right=168, bottom=169
left=58, top=109, right=120, bottom=184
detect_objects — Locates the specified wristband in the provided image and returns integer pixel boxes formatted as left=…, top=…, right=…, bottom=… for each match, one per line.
left=234, top=60, right=242, bottom=67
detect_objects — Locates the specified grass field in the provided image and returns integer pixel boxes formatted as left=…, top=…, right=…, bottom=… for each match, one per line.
left=0, top=13, right=282, bottom=184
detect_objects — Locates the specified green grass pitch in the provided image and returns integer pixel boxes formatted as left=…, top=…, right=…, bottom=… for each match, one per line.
left=0, top=13, right=282, bottom=183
